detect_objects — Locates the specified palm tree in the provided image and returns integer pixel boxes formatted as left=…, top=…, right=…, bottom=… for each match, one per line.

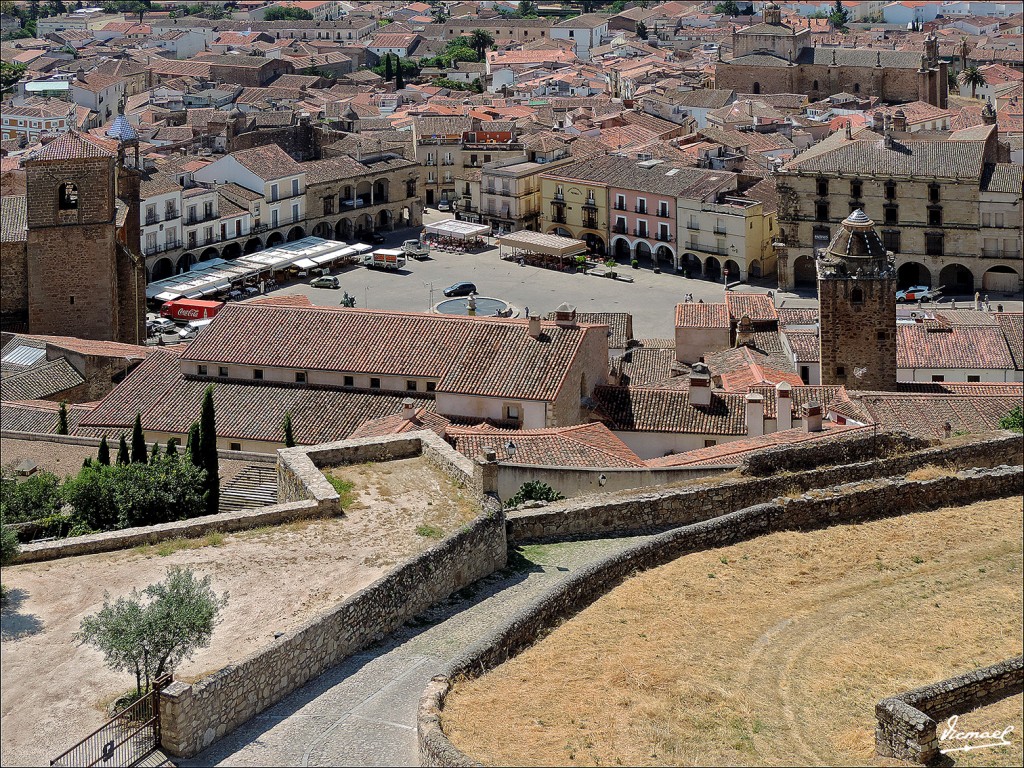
left=959, top=66, right=986, bottom=99
left=957, top=35, right=972, bottom=71
left=469, top=29, right=494, bottom=61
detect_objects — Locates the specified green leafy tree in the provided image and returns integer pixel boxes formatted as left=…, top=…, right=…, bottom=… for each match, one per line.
left=186, top=421, right=202, bottom=468
left=56, top=400, right=69, bottom=435
left=131, top=413, right=147, bottom=463
left=199, top=386, right=219, bottom=515
left=76, top=567, right=228, bottom=697
left=149, top=442, right=160, bottom=463
left=999, top=404, right=1023, bottom=433
left=0, top=469, right=62, bottom=523
left=958, top=66, right=987, bottom=99
left=1, top=517, right=19, bottom=568
left=263, top=6, right=312, bottom=21
left=97, top=436, right=111, bottom=466
left=384, top=51, right=394, bottom=81
left=469, top=29, right=494, bottom=60
left=714, top=0, right=739, bottom=15
left=504, top=480, right=565, bottom=509
left=829, top=0, right=850, bottom=29
left=283, top=412, right=295, bottom=448
left=116, top=434, right=130, bottom=466
left=636, top=20, right=648, bottom=40
left=0, top=62, right=27, bottom=96
left=52, top=0, right=66, bottom=13
left=517, top=0, right=537, bottom=17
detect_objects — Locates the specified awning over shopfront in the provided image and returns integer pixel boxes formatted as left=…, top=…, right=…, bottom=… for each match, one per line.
left=497, top=230, right=587, bottom=258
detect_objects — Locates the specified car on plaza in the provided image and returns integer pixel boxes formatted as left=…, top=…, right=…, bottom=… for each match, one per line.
left=147, top=317, right=176, bottom=335
left=368, top=232, right=386, bottom=245
left=310, top=275, right=341, bottom=289
left=437, top=199, right=451, bottom=212
left=896, top=285, right=939, bottom=302
left=443, top=281, right=476, bottom=297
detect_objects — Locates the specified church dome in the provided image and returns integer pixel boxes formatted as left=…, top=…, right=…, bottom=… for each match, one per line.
left=819, top=209, right=893, bottom=278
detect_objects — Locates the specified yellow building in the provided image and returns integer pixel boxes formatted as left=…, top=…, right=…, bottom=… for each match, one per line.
left=539, top=169, right=609, bottom=255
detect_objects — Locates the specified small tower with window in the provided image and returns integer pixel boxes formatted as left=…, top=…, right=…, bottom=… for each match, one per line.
left=817, top=209, right=897, bottom=391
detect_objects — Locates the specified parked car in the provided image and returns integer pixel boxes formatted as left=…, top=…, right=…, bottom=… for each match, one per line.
left=897, top=285, right=938, bottom=302
left=310, top=275, right=341, bottom=289
left=437, top=199, right=451, bottom=212
left=368, top=232, right=386, bottom=245
left=147, top=317, right=176, bottom=334
left=443, top=281, right=476, bottom=297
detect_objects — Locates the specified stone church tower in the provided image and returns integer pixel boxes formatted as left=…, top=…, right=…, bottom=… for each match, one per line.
left=817, top=210, right=897, bottom=391
left=24, top=121, right=146, bottom=345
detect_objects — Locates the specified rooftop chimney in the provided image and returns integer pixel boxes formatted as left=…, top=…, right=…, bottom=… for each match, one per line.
left=745, top=393, right=765, bottom=437
left=528, top=314, right=542, bottom=338
left=401, top=397, right=416, bottom=421
left=689, top=363, right=712, bottom=406
left=553, top=302, right=577, bottom=328
left=735, top=314, right=755, bottom=348
left=892, top=108, right=907, bottom=133
left=804, top=401, right=823, bottom=433
left=776, top=381, right=793, bottom=431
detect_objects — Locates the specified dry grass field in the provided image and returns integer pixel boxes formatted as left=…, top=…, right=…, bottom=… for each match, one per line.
left=444, top=497, right=1024, bottom=767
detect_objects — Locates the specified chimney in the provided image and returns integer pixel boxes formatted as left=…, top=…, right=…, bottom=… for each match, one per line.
left=553, top=302, right=577, bottom=328
left=401, top=397, right=416, bottom=421
left=689, top=363, right=712, bottom=406
left=892, top=108, right=907, bottom=132
left=804, top=401, right=823, bottom=432
left=745, top=393, right=765, bottom=437
left=735, top=314, right=755, bottom=347
left=872, top=110, right=884, bottom=132
left=528, top=314, right=542, bottom=338
left=776, top=381, right=793, bottom=431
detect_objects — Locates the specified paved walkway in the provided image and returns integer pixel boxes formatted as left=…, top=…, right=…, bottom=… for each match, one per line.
left=184, top=537, right=650, bottom=767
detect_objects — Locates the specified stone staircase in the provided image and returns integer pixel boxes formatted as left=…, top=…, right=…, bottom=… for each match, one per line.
left=219, top=464, right=278, bottom=513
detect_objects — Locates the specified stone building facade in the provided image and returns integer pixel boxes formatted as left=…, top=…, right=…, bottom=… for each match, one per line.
left=817, top=210, right=897, bottom=391
left=21, top=132, right=146, bottom=345
left=775, top=122, right=1021, bottom=296
left=715, top=3, right=948, bottom=108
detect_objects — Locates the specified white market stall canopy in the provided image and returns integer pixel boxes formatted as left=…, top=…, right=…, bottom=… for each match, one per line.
left=146, top=237, right=359, bottom=300
left=424, top=219, right=491, bottom=240
left=497, top=230, right=587, bottom=258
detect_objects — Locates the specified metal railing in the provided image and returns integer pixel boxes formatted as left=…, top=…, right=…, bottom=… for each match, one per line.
left=144, top=240, right=182, bottom=256
left=51, top=676, right=171, bottom=767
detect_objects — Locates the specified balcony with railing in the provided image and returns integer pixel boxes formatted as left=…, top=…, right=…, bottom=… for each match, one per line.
left=635, top=204, right=647, bottom=214
left=185, top=211, right=219, bottom=226
left=686, top=241, right=728, bottom=256
left=981, top=248, right=1022, bottom=259
left=144, top=239, right=183, bottom=256
left=713, top=226, right=728, bottom=235
left=633, top=227, right=649, bottom=238
left=553, top=192, right=565, bottom=202
left=145, top=214, right=158, bottom=226
left=612, top=223, right=627, bottom=234
left=613, top=202, right=627, bottom=211
left=582, top=198, right=598, bottom=209
left=656, top=232, right=673, bottom=242
left=582, top=216, right=598, bottom=229
left=656, top=208, right=672, bottom=219
left=686, top=221, right=699, bottom=230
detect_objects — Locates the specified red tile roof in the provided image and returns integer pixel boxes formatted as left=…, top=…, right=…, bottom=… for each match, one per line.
left=347, top=406, right=450, bottom=439
left=854, top=391, right=1023, bottom=439
left=593, top=385, right=748, bottom=435
left=447, top=422, right=645, bottom=468
left=26, top=132, right=114, bottom=162
left=725, top=292, right=778, bottom=324
left=675, top=302, right=729, bottom=328
left=183, top=304, right=605, bottom=403
left=896, top=324, right=1015, bottom=370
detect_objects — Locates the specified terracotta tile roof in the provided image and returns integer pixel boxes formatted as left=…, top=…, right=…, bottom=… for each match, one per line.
left=26, top=132, right=114, bottom=162
left=1, top=358, right=84, bottom=401
left=593, top=385, right=747, bottom=435
left=896, top=324, right=1015, bottom=370
left=994, top=314, right=1023, bottom=370
left=784, top=331, right=820, bottom=363
left=448, top=422, right=645, bottom=468
left=675, top=302, right=729, bottom=328
left=19, top=334, right=148, bottom=360
left=76, top=349, right=439, bottom=445
left=778, top=307, right=819, bottom=327
left=0, top=399, right=94, bottom=435
left=182, top=304, right=604, bottom=403
left=751, top=331, right=785, bottom=355
left=895, top=382, right=1024, bottom=396
left=748, top=384, right=852, bottom=421
left=230, top=144, right=301, bottom=181
left=853, top=391, right=1023, bottom=439
left=347, top=406, right=450, bottom=439
left=647, top=423, right=868, bottom=467
left=0, top=195, right=27, bottom=243
left=726, top=292, right=778, bottom=324
left=617, top=347, right=680, bottom=387
left=243, top=294, right=313, bottom=307
left=546, top=311, right=633, bottom=349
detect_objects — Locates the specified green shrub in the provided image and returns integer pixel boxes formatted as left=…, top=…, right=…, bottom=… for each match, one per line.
left=999, top=404, right=1023, bottom=433
left=0, top=470, right=63, bottom=523
left=504, top=481, right=565, bottom=509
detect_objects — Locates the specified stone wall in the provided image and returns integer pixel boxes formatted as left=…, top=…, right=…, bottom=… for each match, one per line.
left=497, top=463, right=729, bottom=501
left=418, top=465, right=1023, bottom=766
left=875, top=656, right=1024, bottom=764
left=160, top=503, right=507, bottom=758
left=507, top=432, right=1023, bottom=542
left=741, top=430, right=933, bottom=476
left=0, top=239, right=28, bottom=324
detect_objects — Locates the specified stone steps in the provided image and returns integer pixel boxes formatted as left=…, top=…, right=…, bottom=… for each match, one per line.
left=219, top=464, right=278, bottom=513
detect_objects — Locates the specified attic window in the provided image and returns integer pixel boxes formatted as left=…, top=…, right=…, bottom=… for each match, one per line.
left=59, top=182, right=79, bottom=210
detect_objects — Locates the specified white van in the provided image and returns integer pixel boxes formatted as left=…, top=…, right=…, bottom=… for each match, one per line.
left=178, top=318, right=214, bottom=340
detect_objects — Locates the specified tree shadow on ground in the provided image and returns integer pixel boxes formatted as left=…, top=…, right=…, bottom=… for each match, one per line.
left=0, top=587, right=44, bottom=641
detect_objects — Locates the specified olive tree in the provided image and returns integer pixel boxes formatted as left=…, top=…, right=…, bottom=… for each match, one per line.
left=77, top=567, right=228, bottom=698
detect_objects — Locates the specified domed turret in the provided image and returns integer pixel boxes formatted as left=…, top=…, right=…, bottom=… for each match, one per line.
left=818, top=209, right=893, bottom=279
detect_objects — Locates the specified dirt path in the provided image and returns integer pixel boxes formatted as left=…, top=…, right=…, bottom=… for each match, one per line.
left=0, top=457, right=475, bottom=767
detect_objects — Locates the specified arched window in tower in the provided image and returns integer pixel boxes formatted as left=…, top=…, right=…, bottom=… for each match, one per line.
left=58, top=182, right=79, bottom=210
left=752, top=82, right=761, bottom=94
left=854, top=83, right=861, bottom=93
left=851, top=287, right=864, bottom=305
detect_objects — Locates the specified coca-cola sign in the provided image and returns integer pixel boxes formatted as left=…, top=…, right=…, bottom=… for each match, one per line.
left=176, top=308, right=201, bottom=319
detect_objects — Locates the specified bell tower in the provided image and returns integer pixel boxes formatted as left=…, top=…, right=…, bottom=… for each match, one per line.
left=817, top=210, right=897, bottom=391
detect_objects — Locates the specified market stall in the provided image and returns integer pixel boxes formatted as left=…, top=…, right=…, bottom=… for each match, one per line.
left=497, top=231, right=588, bottom=271
left=423, top=219, right=491, bottom=251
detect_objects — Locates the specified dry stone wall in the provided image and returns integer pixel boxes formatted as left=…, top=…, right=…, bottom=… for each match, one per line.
left=160, top=502, right=507, bottom=758
left=419, top=465, right=1023, bottom=766
left=742, top=430, right=934, bottom=476
left=507, top=433, right=1023, bottom=542
left=875, top=656, right=1024, bottom=764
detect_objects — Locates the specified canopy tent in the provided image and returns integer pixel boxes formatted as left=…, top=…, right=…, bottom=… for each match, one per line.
left=424, top=219, right=491, bottom=241
left=497, top=230, right=587, bottom=258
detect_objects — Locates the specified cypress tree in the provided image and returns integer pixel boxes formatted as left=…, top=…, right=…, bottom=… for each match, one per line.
left=186, top=422, right=202, bottom=468
left=57, top=400, right=69, bottom=435
left=97, top=436, right=111, bottom=466
left=384, top=52, right=394, bottom=81
left=199, top=386, right=219, bottom=514
left=130, top=413, right=147, bottom=463
left=116, top=434, right=130, bottom=466
left=83, top=457, right=92, bottom=468
left=166, top=437, right=179, bottom=457
left=283, top=412, right=296, bottom=448
left=394, top=61, right=404, bottom=90
left=149, top=442, right=160, bottom=463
